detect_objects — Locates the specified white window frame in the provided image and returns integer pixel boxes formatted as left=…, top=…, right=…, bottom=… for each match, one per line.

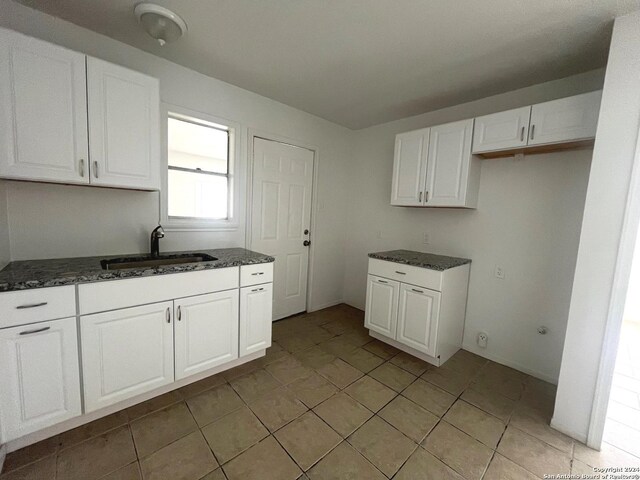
left=161, top=103, right=240, bottom=231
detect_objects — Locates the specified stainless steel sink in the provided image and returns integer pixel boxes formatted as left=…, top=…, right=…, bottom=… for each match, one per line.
left=101, top=253, right=217, bottom=270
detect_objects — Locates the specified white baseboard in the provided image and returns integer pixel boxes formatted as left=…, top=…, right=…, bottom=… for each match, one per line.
left=461, top=341, right=558, bottom=385
left=550, top=417, right=588, bottom=444
left=308, top=299, right=344, bottom=312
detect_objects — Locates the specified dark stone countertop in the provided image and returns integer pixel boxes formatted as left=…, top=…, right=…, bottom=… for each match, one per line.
left=368, top=249, right=471, bottom=271
left=0, top=248, right=274, bottom=292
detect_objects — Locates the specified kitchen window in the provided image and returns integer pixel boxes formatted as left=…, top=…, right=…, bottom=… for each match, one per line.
left=163, top=107, right=238, bottom=230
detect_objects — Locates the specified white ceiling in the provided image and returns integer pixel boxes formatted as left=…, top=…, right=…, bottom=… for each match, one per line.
left=15, top=0, right=639, bottom=129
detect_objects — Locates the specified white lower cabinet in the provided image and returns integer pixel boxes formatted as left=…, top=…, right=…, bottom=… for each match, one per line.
left=364, top=275, right=399, bottom=338
left=174, top=290, right=239, bottom=380
left=240, top=283, right=273, bottom=356
left=396, top=284, right=441, bottom=357
left=81, top=301, right=175, bottom=413
left=365, top=258, right=470, bottom=366
left=0, top=317, right=82, bottom=441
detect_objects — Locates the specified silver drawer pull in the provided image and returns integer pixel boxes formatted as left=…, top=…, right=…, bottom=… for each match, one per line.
left=251, top=288, right=264, bottom=292
left=377, top=279, right=388, bottom=284
left=412, top=288, right=424, bottom=293
left=20, top=326, right=51, bottom=335
left=251, top=272, right=264, bottom=276
left=16, top=302, right=48, bottom=310
left=395, top=271, right=406, bottom=275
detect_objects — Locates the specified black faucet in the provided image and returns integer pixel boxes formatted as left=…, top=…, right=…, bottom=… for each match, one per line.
left=150, top=225, right=165, bottom=257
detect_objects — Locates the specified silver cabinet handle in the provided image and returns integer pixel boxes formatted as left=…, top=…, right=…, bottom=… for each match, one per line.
left=94, top=160, right=99, bottom=178
left=412, top=288, right=424, bottom=293
left=425, top=191, right=429, bottom=203
left=395, top=271, right=406, bottom=275
left=377, top=279, right=388, bottom=284
left=520, top=126, right=525, bottom=141
left=177, top=305, right=182, bottom=321
left=20, top=326, right=50, bottom=335
left=79, top=159, right=85, bottom=177
left=251, top=272, right=264, bottom=276
left=16, top=302, right=48, bottom=310
left=251, top=287, right=264, bottom=292
left=418, top=191, right=422, bottom=203
left=530, top=125, right=535, bottom=140
left=166, top=307, right=171, bottom=323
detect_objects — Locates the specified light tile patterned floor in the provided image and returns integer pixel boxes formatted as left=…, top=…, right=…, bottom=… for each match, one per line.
left=3, top=304, right=640, bottom=479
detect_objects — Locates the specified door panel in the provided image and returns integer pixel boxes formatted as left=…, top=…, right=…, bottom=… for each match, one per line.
left=425, top=119, right=473, bottom=207
left=364, top=275, right=400, bottom=338
left=240, top=284, right=273, bottom=356
left=87, top=57, right=160, bottom=190
left=390, top=129, right=429, bottom=206
left=472, top=107, right=531, bottom=153
left=251, top=138, right=313, bottom=320
left=174, top=290, right=239, bottom=380
left=0, top=317, right=81, bottom=442
left=396, top=284, right=440, bottom=356
left=81, top=301, right=174, bottom=412
left=0, top=29, right=88, bottom=184
left=528, top=91, right=602, bottom=146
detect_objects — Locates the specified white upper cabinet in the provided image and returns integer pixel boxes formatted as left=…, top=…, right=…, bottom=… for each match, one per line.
left=425, top=119, right=476, bottom=207
left=472, top=106, right=531, bottom=154
left=87, top=58, right=160, bottom=190
left=174, top=290, right=239, bottom=380
left=0, top=317, right=82, bottom=442
left=528, top=91, right=602, bottom=146
left=0, top=29, right=89, bottom=184
left=0, top=28, right=160, bottom=190
left=390, top=128, right=429, bottom=206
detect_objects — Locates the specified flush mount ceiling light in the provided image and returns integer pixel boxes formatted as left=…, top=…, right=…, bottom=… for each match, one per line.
left=134, top=3, right=187, bottom=46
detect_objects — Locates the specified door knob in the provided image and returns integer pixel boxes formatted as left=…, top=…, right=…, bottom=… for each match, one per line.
left=303, top=240, right=311, bottom=246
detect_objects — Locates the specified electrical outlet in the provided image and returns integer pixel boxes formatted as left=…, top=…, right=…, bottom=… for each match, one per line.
left=495, top=265, right=505, bottom=279
left=423, top=232, right=430, bottom=244
left=477, top=332, right=488, bottom=348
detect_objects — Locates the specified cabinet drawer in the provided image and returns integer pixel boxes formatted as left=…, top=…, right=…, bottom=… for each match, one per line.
left=79, top=268, right=239, bottom=315
left=368, top=258, right=442, bottom=291
left=0, top=286, right=77, bottom=329
left=240, top=263, right=274, bottom=287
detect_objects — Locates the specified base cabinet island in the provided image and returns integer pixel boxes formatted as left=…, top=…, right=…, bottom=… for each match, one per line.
left=365, top=250, right=471, bottom=367
left=0, top=248, right=274, bottom=449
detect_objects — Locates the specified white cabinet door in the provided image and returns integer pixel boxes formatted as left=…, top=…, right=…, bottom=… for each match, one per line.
left=0, top=317, right=81, bottom=442
left=364, top=275, right=400, bottom=338
left=390, top=129, right=429, bottom=206
left=528, top=91, right=602, bottom=146
left=396, top=284, right=441, bottom=357
left=81, top=301, right=174, bottom=412
left=175, top=290, right=239, bottom=380
left=425, top=119, right=474, bottom=207
left=240, top=283, right=273, bottom=356
left=472, top=106, right=531, bottom=153
left=0, top=29, right=88, bottom=184
left=87, top=57, right=160, bottom=190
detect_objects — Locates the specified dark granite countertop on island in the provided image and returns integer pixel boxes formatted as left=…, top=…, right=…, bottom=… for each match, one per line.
left=369, top=249, right=471, bottom=271
left=0, top=248, right=274, bottom=292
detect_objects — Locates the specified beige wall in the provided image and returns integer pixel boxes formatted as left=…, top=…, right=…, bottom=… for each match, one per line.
left=343, top=70, right=604, bottom=383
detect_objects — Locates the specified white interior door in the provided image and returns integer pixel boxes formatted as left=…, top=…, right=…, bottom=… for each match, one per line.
left=251, top=137, right=314, bottom=320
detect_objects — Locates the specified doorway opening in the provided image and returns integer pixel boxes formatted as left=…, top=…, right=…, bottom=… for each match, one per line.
left=602, top=236, right=640, bottom=459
